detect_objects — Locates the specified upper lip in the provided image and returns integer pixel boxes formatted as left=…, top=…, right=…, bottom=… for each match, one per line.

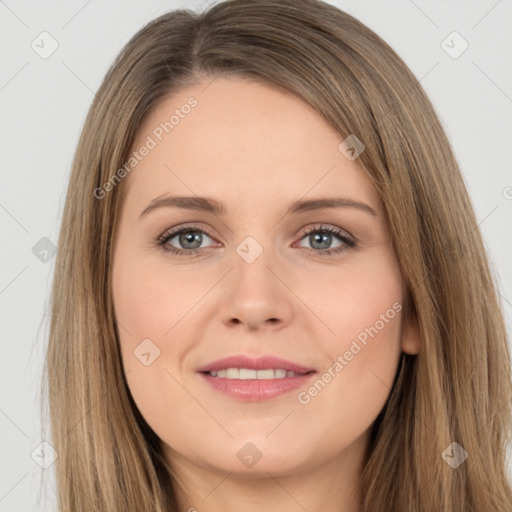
left=196, top=355, right=316, bottom=375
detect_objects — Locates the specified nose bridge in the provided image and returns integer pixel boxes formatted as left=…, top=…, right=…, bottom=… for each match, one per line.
left=217, top=232, right=295, bottom=330
left=232, top=232, right=279, bottom=296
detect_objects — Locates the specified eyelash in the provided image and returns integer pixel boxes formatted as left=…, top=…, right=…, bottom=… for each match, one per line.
left=156, top=223, right=357, bottom=258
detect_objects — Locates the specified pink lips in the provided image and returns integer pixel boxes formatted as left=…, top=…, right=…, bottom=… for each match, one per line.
left=196, top=354, right=315, bottom=374
left=197, top=354, right=317, bottom=401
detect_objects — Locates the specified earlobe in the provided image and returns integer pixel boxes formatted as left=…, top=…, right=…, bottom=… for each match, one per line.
left=401, top=310, right=421, bottom=355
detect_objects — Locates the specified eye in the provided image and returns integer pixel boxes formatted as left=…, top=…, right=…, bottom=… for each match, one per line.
left=156, top=223, right=357, bottom=257
left=157, top=224, right=216, bottom=255
left=293, top=223, right=357, bottom=257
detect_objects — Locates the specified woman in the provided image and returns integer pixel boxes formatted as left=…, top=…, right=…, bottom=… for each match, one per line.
left=44, top=0, right=512, bottom=510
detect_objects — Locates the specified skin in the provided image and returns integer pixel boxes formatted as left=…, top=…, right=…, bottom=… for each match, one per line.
left=111, top=76, right=421, bottom=512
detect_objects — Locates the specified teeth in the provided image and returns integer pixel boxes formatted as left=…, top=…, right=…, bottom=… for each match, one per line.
left=208, top=368, right=301, bottom=379
left=240, top=368, right=257, bottom=380
left=226, top=368, right=239, bottom=379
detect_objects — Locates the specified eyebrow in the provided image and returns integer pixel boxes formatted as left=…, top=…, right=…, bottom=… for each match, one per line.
left=139, top=195, right=378, bottom=219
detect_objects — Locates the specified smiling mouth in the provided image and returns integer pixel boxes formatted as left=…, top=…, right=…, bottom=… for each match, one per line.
left=203, top=368, right=314, bottom=379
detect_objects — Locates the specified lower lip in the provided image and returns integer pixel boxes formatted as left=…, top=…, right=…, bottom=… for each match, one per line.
left=199, top=372, right=317, bottom=401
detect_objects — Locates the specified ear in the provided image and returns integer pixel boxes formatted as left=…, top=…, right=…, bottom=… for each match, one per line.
left=401, top=304, right=421, bottom=355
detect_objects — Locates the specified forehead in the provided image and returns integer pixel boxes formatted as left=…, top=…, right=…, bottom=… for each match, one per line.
left=122, top=77, right=382, bottom=217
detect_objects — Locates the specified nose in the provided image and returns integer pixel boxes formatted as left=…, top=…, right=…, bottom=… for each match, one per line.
left=217, top=248, right=295, bottom=332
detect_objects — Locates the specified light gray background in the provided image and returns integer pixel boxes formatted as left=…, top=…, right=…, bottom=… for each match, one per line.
left=1, top=0, right=511, bottom=510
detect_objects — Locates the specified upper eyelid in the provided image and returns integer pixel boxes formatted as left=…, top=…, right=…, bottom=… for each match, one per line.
left=301, top=224, right=354, bottom=239
left=162, top=224, right=215, bottom=240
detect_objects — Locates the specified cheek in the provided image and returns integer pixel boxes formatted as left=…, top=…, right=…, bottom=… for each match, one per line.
left=112, top=255, right=210, bottom=365
left=295, top=307, right=403, bottom=458
left=112, top=253, right=216, bottom=434
left=297, top=257, right=404, bottom=424
left=304, top=252, right=403, bottom=357
left=112, top=247, right=225, bottom=412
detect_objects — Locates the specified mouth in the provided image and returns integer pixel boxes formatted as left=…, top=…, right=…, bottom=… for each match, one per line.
left=203, top=368, right=313, bottom=379
left=196, top=355, right=317, bottom=401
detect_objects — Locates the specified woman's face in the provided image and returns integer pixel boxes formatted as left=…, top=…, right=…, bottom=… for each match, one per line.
left=111, top=77, right=420, bottom=485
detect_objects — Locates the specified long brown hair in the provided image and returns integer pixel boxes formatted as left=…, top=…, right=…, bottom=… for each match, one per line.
left=43, top=0, right=512, bottom=510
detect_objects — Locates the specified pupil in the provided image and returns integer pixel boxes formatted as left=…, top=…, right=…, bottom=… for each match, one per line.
left=180, top=231, right=202, bottom=249
left=312, top=232, right=331, bottom=250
